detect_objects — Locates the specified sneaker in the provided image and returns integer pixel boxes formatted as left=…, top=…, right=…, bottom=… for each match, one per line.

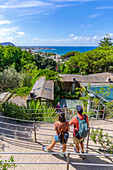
left=60, top=148, right=65, bottom=158
left=60, top=154, right=65, bottom=158
left=79, top=152, right=85, bottom=159
left=43, top=146, right=50, bottom=152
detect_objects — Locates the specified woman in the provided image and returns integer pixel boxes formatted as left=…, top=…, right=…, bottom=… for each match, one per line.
left=43, top=112, right=69, bottom=157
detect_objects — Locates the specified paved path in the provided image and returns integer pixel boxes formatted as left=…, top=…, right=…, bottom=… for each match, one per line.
left=0, top=115, right=113, bottom=170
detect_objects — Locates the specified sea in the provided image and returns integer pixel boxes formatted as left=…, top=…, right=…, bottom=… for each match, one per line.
left=35, top=46, right=97, bottom=55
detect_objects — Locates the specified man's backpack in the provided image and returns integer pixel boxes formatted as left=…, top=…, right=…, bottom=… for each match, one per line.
left=75, top=114, right=88, bottom=138
left=58, top=129, right=68, bottom=144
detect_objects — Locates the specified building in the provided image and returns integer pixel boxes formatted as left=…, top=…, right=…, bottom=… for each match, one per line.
left=27, top=77, right=54, bottom=106
left=27, top=72, right=113, bottom=106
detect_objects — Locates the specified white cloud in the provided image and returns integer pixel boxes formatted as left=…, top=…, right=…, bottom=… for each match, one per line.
left=70, top=34, right=74, bottom=37
left=86, top=37, right=90, bottom=41
left=0, top=20, right=11, bottom=25
left=79, top=37, right=82, bottom=40
left=93, top=35, right=98, bottom=40
left=97, top=6, right=113, bottom=10
left=51, top=0, right=98, bottom=2
left=89, top=14, right=98, bottom=18
left=109, top=33, right=113, bottom=37
left=0, top=14, right=11, bottom=25
left=0, top=26, right=26, bottom=42
left=73, top=36, right=78, bottom=40
left=0, top=1, right=53, bottom=8
left=16, top=31, right=25, bottom=36
left=0, top=27, right=18, bottom=37
left=80, top=24, right=93, bottom=29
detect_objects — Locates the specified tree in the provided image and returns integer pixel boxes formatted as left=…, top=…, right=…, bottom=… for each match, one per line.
left=99, top=34, right=113, bottom=47
left=0, top=45, right=36, bottom=72
left=61, top=51, right=81, bottom=59
left=34, top=54, right=57, bottom=70
left=62, top=47, right=113, bottom=74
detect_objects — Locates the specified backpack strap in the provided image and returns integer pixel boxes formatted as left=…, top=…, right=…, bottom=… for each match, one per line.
left=75, top=115, right=80, bottom=122
left=84, top=114, right=86, bottom=121
left=75, top=115, right=80, bottom=130
left=76, top=115, right=86, bottom=121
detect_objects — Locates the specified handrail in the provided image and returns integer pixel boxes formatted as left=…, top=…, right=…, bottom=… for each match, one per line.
left=0, top=126, right=32, bottom=134
left=92, top=127, right=113, bottom=132
left=0, top=132, right=33, bottom=140
left=0, top=152, right=113, bottom=156
left=0, top=120, right=34, bottom=129
left=0, top=152, right=113, bottom=168
left=0, top=115, right=34, bottom=122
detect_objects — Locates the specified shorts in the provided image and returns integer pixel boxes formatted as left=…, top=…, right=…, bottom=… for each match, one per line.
left=73, top=136, right=83, bottom=145
left=54, top=132, right=69, bottom=142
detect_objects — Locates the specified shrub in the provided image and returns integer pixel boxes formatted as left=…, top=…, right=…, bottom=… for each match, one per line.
left=14, top=87, right=32, bottom=97
left=0, top=155, right=17, bottom=170
left=3, top=101, right=57, bottom=123
left=19, top=73, right=33, bottom=88
left=0, top=66, right=20, bottom=92
left=90, top=127, right=113, bottom=153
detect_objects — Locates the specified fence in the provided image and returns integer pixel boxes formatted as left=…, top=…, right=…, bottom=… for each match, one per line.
left=0, top=103, right=113, bottom=169
left=89, top=101, right=113, bottom=120
left=1, top=102, right=113, bottom=122
left=0, top=103, right=113, bottom=145
left=1, top=152, right=113, bottom=170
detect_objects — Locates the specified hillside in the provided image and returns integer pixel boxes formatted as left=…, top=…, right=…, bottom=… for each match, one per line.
left=0, top=42, right=15, bottom=46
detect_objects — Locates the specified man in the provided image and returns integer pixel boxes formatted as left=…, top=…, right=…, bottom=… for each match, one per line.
left=69, top=105, right=89, bottom=157
left=56, top=102, right=61, bottom=113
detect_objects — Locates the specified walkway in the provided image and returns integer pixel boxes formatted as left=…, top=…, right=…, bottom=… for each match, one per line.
left=0, top=116, right=113, bottom=170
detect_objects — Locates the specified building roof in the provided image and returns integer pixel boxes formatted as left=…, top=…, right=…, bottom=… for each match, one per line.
left=27, top=77, right=54, bottom=101
left=59, top=72, right=113, bottom=83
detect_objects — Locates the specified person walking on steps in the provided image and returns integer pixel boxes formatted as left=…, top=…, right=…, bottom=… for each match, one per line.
left=69, top=105, right=89, bottom=159
left=43, top=112, right=70, bottom=158
left=56, top=102, right=61, bottom=113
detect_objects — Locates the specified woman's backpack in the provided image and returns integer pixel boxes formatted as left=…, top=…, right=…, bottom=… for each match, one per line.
left=58, top=129, right=68, bottom=144
left=55, top=121, right=69, bottom=144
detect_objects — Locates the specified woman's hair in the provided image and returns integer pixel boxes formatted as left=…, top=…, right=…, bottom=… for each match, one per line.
left=59, top=112, right=66, bottom=122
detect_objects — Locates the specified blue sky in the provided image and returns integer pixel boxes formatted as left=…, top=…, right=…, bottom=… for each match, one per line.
left=0, top=0, right=113, bottom=46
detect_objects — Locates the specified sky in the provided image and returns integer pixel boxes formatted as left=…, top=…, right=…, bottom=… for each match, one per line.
left=0, top=0, right=113, bottom=46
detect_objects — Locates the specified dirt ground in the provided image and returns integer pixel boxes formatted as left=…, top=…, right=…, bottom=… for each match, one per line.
left=0, top=118, right=113, bottom=170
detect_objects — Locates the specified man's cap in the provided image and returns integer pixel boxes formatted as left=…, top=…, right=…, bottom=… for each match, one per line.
left=76, top=105, right=83, bottom=113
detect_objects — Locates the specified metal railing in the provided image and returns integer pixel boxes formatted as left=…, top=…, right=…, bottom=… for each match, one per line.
left=0, top=152, right=113, bottom=170
left=1, top=102, right=113, bottom=122
left=0, top=115, right=113, bottom=168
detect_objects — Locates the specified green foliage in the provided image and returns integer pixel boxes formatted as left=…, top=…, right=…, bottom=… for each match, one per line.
left=94, top=85, right=113, bottom=101
left=14, top=87, right=32, bottom=97
left=99, top=34, right=113, bottom=47
left=0, top=66, right=34, bottom=95
left=90, top=85, right=113, bottom=118
left=19, top=72, right=33, bottom=88
left=3, top=101, right=57, bottom=122
left=34, top=53, right=57, bottom=70
left=0, top=155, right=17, bottom=170
left=0, top=45, right=35, bottom=72
left=0, top=66, right=20, bottom=92
left=90, top=127, right=113, bottom=153
left=76, top=85, right=113, bottom=118
left=61, top=46, right=113, bottom=74
left=32, top=69, right=59, bottom=86
left=54, top=97, right=60, bottom=105
left=61, top=51, right=81, bottom=59
left=104, top=102, right=113, bottom=118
